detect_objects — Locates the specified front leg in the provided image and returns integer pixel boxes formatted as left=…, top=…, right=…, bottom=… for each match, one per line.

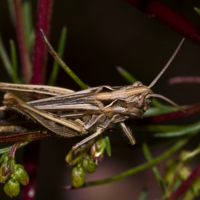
left=120, top=122, right=136, bottom=145
left=72, top=127, right=104, bottom=151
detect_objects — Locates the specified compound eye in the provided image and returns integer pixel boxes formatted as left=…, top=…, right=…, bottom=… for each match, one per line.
left=133, top=81, right=143, bottom=87
left=134, top=96, right=144, bottom=109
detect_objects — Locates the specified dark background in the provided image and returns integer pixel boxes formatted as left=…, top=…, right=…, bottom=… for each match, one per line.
left=1, top=0, right=200, bottom=199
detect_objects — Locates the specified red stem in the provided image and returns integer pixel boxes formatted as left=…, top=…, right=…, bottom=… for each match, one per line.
left=0, top=131, right=53, bottom=143
left=9, top=143, right=20, bottom=158
left=169, top=76, right=200, bottom=84
left=123, top=0, right=200, bottom=45
left=31, top=0, right=54, bottom=84
left=14, top=0, right=32, bottom=83
left=21, top=0, right=54, bottom=200
left=168, top=163, right=200, bottom=200
left=128, top=102, right=200, bottom=124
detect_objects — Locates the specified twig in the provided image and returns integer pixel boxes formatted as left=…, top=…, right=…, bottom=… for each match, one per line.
left=21, top=1, right=54, bottom=200
left=169, top=77, right=200, bottom=84
left=123, top=0, right=200, bottom=45
left=14, top=0, right=32, bottom=83
left=129, top=102, right=200, bottom=124
left=0, top=131, right=53, bottom=143
left=168, top=163, right=200, bottom=200
left=31, top=0, right=54, bottom=84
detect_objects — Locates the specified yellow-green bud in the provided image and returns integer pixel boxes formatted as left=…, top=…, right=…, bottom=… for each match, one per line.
left=4, top=179, right=20, bottom=197
left=0, top=157, right=15, bottom=183
left=13, top=164, right=29, bottom=186
left=82, top=156, right=97, bottom=173
left=179, top=150, right=192, bottom=162
left=66, top=150, right=83, bottom=166
left=71, top=165, right=85, bottom=188
left=91, top=138, right=106, bottom=161
left=179, top=166, right=191, bottom=180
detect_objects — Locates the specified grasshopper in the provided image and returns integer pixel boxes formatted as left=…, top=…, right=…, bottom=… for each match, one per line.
left=0, top=36, right=184, bottom=151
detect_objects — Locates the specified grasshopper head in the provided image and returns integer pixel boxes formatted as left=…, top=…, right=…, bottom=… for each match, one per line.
left=126, top=82, right=153, bottom=117
left=127, top=38, right=185, bottom=116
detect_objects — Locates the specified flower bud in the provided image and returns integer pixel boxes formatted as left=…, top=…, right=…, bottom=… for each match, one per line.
left=82, top=156, right=97, bottom=173
left=179, top=166, right=192, bottom=180
left=71, top=165, right=85, bottom=188
left=179, top=150, right=192, bottom=162
left=90, top=138, right=106, bottom=161
left=12, top=164, right=29, bottom=186
left=191, top=177, right=200, bottom=196
left=66, top=150, right=83, bottom=166
left=0, top=157, right=15, bottom=183
left=104, top=136, right=111, bottom=156
left=4, top=179, right=20, bottom=197
left=164, top=159, right=178, bottom=184
left=0, top=153, right=9, bottom=164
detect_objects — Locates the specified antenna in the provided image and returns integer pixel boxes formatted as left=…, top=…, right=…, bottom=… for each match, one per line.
left=150, top=93, right=185, bottom=112
left=148, top=38, right=185, bottom=88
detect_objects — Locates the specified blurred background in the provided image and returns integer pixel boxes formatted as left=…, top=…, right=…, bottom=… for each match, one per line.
left=0, top=0, right=200, bottom=199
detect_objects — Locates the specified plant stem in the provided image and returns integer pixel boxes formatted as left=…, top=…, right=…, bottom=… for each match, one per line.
left=9, top=143, right=20, bottom=158
left=48, top=27, right=67, bottom=86
left=21, top=1, right=54, bottom=200
left=14, top=0, right=32, bottom=83
left=168, top=163, right=200, bottom=200
left=31, top=0, right=54, bottom=84
left=0, top=35, right=13, bottom=78
left=0, top=141, right=30, bottom=155
left=138, top=187, right=148, bottom=200
left=0, top=131, right=52, bottom=143
left=40, top=29, right=88, bottom=89
left=141, top=133, right=167, bottom=194
left=129, top=102, right=200, bottom=125
left=169, top=77, right=200, bottom=84
left=123, top=0, right=200, bottom=45
left=10, top=39, right=18, bottom=83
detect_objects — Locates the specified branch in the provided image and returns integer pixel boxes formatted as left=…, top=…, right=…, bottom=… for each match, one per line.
left=14, top=0, right=32, bottom=83
left=123, top=0, right=200, bottom=45
left=0, top=131, right=53, bottom=143
left=128, top=102, right=200, bottom=124
left=31, top=0, right=54, bottom=84
left=169, top=77, right=200, bottom=84
left=21, top=1, right=54, bottom=200
left=168, top=163, right=200, bottom=200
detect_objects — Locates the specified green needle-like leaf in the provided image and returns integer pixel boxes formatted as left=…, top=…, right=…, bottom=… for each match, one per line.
left=23, top=0, right=34, bottom=50
left=48, top=27, right=67, bottom=86
left=40, top=29, right=88, bottom=89
left=10, top=40, right=19, bottom=83
left=138, top=187, right=148, bottom=200
left=153, top=121, right=200, bottom=138
left=0, top=141, right=30, bottom=155
left=141, top=133, right=167, bottom=194
left=194, top=7, right=200, bottom=15
left=0, top=35, right=13, bottom=78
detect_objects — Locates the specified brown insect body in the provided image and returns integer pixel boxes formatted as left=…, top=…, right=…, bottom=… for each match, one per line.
left=0, top=38, right=184, bottom=150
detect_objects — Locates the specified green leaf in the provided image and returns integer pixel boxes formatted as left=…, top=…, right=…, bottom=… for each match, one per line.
left=138, top=187, right=148, bottom=200
left=48, top=27, right=67, bottom=86
left=0, top=35, right=13, bottom=78
left=40, top=29, right=88, bottom=89
left=153, top=121, right=200, bottom=138
left=10, top=40, right=19, bottom=83
left=104, top=136, right=111, bottom=156
left=194, top=7, right=200, bottom=15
